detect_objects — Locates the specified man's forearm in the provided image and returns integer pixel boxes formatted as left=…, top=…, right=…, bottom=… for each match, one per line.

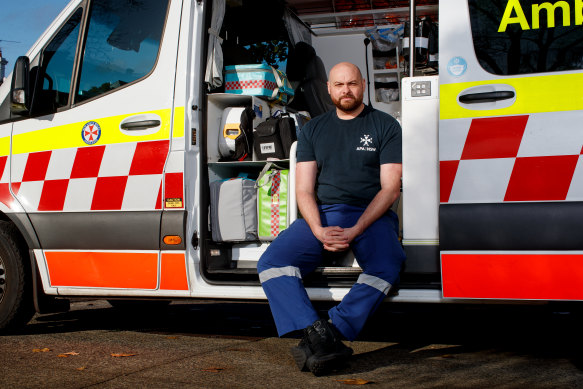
left=353, top=187, right=399, bottom=235
left=349, top=163, right=402, bottom=237
left=297, top=190, right=322, bottom=235
left=297, top=189, right=349, bottom=251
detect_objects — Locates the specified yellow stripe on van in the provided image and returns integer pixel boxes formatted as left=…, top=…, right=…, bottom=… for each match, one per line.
left=12, top=108, right=174, bottom=155
left=0, top=136, right=10, bottom=157
left=440, top=73, right=583, bottom=120
left=173, top=106, right=185, bottom=138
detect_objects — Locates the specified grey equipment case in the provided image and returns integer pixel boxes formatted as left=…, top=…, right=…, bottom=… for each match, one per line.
left=210, top=177, right=258, bottom=242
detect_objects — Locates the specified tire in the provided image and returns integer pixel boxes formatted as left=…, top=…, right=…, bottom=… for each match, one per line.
left=0, top=221, right=34, bottom=332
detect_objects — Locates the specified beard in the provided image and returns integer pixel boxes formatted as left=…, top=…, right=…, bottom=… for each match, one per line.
left=332, top=92, right=363, bottom=113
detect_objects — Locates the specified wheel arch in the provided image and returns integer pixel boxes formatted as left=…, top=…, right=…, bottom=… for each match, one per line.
left=2, top=212, right=41, bottom=251
left=0, top=212, right=68, bottom=315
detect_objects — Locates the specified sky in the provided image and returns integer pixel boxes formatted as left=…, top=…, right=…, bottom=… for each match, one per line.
left=0, top=0, right=70, bottom=69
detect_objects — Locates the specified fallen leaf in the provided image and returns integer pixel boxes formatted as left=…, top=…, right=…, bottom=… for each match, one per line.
left=166, top=336, right=179, bottom=339
left=202, top=367, right=225, bottom=373
left=32, top=348, right=51, bottom=353
left=336, top=379, right=373, bottom=385
left=76, top=367, right=87, bottom=371
left=111, top=353, right=137, bottom=358
left=58, top=351, right=80, bottom=357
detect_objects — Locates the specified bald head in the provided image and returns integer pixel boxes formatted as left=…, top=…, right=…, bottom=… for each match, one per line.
left=327, top=62, right=366, bottom=115
left=329, top=62, right=363, bottom=81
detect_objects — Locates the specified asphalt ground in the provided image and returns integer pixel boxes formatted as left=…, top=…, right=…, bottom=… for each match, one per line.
left=2, top=299, right=583, bottom=388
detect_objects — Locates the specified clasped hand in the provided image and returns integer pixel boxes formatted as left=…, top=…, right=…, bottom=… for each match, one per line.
left=315, top=225, right=361, bottom=252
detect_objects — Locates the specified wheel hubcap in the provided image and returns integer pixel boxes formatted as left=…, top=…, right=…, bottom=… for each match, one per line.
left=0, top=257, right=5, bottom=304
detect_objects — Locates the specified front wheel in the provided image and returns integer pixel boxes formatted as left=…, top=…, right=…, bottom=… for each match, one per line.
left=0, top=222, right=34, bottom=331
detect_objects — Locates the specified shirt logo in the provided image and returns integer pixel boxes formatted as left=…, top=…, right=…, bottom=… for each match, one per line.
left=356, top=134, right=376, bottom=151
left=82, top=121, right=101, bottom=145
left=360, top=135, right=373, bottom=146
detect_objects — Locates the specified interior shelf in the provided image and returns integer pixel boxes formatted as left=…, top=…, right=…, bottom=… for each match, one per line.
left=373, top=68, right=400, bottom=74
left=296, top=5, right=438, bottom=36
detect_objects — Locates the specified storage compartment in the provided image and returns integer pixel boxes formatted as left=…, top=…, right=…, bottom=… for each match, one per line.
left=200, top=0, right=441, bottom=287
left=203, top=93, right=290, bottom=277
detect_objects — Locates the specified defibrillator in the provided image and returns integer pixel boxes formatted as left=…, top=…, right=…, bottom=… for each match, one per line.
left=218, top=107, right=255, bottom=161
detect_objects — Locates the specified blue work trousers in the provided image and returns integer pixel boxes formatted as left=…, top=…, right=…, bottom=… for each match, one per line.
left=257, top=204, right=405, bottom=341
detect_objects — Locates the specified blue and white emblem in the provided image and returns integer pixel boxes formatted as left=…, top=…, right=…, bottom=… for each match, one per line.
left=82, top=121, right=101, bottom=145
left=447, top=56, right=467, bottom=77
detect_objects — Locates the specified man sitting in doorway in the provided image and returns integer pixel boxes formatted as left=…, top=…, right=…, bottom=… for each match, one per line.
left=257, top=62, right=405, bottom=375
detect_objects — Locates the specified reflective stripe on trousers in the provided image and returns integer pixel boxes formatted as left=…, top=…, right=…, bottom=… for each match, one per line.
left=258, top=266, right=301, bottom=283
left=257, top=204, right=405, bottom=341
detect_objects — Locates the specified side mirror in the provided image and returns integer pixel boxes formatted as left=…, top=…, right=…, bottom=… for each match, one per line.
left=10, top=56, right=31, bottom=115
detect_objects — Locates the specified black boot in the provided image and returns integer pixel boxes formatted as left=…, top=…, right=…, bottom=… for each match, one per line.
left=290, top=319, right=353, bottom=376
left=290, top=335, right=312, bottom=372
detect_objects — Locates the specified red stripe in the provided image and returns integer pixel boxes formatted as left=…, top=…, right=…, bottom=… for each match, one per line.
left=224, top=80, right=277, bottom=91
left=442, top=253, right=583, bottom=300
left=461, top=116, right=528, bottom=160
left=0, top=156, right=8, bottom=178
left=70, top=145, right=106, bottom=179
left=164, top=172, right=184, bottom=207
left=270, top=172, right=281, bottom=237
left=38, top=180, right=69, bottom=211
left=155, top=181, right=163, bottom=210
left=91, top=176, right=128, bottom=210
left=0, top=183, right=13, bottom=207
left=129, top=140, right=169, bottom=175
left=22, top=151, right=52, bottom=182
left=439, top=160, right=459, bottom=203
left=504, top=155, right=578, bottom=201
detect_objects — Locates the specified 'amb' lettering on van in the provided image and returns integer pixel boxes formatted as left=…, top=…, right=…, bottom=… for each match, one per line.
left=498, top=0, right=583, bottom=32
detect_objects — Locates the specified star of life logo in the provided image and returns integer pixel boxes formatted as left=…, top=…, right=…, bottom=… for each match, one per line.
left=356, top=134, right=376, bottom=151
left=82, top=121, right=101, bottom=145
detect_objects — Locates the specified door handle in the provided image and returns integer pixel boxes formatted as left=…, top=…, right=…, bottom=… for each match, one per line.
left=458, top=91, right=515, bottom=104
left=119, top=113, right=162, bottom=135
left=120, top=119, right=161, bottom=130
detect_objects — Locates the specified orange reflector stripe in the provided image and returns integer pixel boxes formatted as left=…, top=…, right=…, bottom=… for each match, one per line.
left=45, top=251, right=158, bottom=289
left=442, top=253, right=583, bottom=300
left=163, top=235, right=182, bottom=245
left=160, top=252, right=189, bottom=290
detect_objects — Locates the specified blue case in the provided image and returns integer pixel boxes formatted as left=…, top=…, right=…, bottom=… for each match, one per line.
left=224, top=64, right=294, bottom=104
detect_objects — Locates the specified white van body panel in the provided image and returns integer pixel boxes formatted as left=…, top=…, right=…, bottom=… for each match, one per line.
left=2, top=0, right=583, bottom=313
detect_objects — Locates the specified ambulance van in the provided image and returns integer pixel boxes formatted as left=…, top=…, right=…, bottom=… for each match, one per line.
left=1, top=0, right=583, bottom=330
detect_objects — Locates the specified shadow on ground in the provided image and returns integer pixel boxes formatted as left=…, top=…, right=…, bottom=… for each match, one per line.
left=10, top=299, right=583, bottom=376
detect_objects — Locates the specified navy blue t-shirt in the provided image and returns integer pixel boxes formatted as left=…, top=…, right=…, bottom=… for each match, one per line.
left=296, top=105, right=402, bottom=207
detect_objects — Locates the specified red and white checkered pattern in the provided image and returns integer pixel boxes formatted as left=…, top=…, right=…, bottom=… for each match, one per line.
left=224, top=80, right=277, bottom=91
left=440, top=111, right=583, bottom=203
left=0, top=139, right=184, bottom=212
left=270, top=171, right=281, bottom=237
